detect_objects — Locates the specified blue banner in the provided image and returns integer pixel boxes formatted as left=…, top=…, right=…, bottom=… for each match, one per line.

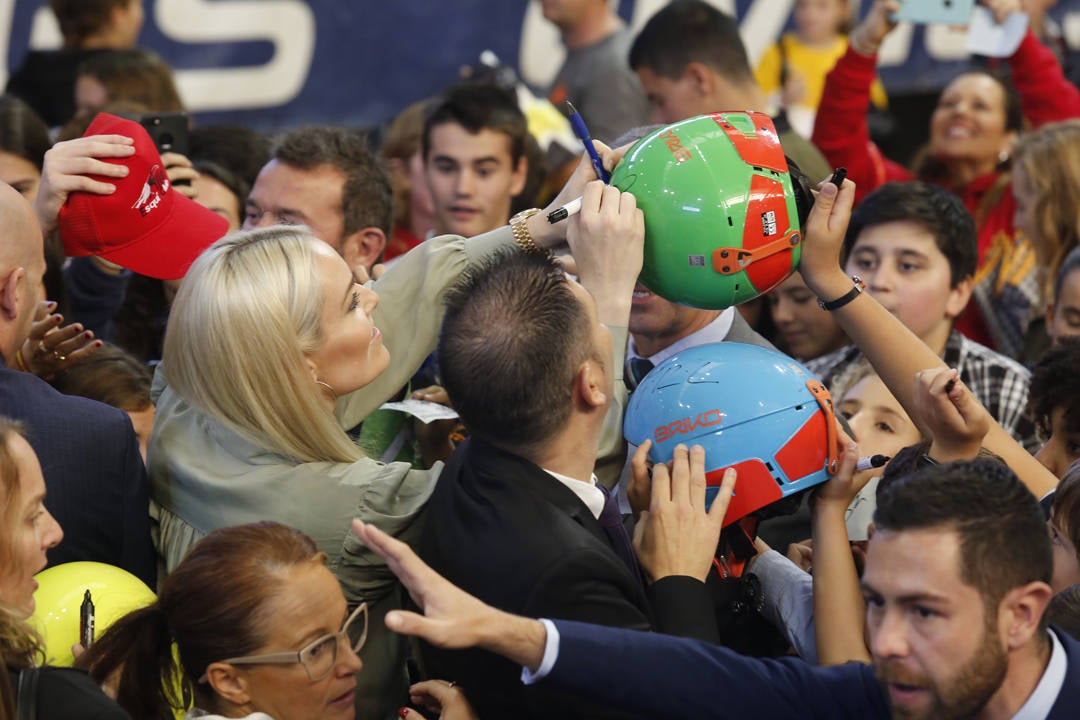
left=4, top=0, right=1080, bottom=131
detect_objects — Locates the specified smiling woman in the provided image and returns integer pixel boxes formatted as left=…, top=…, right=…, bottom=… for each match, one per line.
left=813, top=0, right=1080, bottom=359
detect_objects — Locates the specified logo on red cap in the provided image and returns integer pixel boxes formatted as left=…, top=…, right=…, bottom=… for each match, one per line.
left=132, top=165, right=170, bottom=217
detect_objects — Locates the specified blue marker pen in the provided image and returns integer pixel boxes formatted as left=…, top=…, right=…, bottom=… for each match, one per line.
left=564, top=101, right=610, bottom=184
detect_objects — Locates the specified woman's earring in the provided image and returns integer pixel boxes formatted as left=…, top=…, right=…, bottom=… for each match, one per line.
left=315, top=380, right=337, bottom=400
left=998, top=149, right=1011, bottom=164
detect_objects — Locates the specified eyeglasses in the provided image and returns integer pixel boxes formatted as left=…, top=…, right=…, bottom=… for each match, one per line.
left=199, top=602, right=367, bottom=683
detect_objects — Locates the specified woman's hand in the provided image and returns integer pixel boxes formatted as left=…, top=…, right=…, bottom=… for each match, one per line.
left=850, top=0, right=901, bottom=56
left=34, top=135, right=135, bottom=235
left=403, top=680, right=479, bottom=720
left=19, top=301, right=103, bottom=378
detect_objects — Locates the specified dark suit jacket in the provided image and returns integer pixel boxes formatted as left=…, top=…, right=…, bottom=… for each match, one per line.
left=0, top=364, right=155, bottom=587
left=545, top=621, right=1080, bottom=719
left=418, top=437, right=719, bottom=719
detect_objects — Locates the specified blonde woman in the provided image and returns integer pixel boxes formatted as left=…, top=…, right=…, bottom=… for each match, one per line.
left=1012, top=119, right=1080, bottom=357
left=149, top=153, right=630, bottom=720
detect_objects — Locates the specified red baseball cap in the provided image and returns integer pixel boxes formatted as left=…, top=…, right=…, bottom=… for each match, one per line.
left=58, top=113, right=229, bottom=280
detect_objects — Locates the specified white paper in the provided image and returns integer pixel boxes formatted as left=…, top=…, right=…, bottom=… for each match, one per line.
left=379, top=399, right=460, bottom=423
left=966, top=8, right=1029, bottom=58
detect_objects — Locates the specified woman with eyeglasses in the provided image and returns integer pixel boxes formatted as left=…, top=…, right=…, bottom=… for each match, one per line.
left=78, top=522, right=373, bottom=719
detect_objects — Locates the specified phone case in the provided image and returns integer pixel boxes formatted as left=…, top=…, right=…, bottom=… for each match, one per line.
left=892, top=0, right=975, bottom=25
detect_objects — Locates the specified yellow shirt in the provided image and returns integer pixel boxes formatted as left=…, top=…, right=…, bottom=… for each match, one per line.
left=755, top=33, right=887, bottom=135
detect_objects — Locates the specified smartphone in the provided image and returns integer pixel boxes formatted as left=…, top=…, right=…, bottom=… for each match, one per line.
left=139, top=111, right=190, bottom=157
left=892, top=0, right=976, bottom=25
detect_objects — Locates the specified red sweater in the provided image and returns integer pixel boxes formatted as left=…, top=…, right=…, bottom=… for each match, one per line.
left=812, top=32, right=1080, bottom=351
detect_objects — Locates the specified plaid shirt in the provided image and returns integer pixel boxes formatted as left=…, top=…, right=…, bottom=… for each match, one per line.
left=806, top=330, right=1038, bottom=453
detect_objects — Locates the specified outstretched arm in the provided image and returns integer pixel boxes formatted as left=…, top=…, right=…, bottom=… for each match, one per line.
left=350, top=519, right=549, bottom=672
left=798, top=181, right=1056, bottom=498
left=812, top=0, right=908, bottom=204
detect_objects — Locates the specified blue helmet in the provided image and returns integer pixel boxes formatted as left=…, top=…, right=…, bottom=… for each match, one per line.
left=623, top=342, right=838, bottom=526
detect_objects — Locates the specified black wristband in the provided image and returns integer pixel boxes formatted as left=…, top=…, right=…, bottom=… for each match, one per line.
left=818, top=276, right=865, bottom=311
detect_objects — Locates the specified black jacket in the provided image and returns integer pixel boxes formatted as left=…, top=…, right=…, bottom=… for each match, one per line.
left=418, top=437, right=719, bottom=719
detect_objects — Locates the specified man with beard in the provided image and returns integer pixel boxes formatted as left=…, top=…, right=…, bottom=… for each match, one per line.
left=354, top=456, right=1079, bottom=719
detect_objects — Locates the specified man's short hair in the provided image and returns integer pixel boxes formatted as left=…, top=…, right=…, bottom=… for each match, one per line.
left=1029, top=337, right=1080, bottom=440
left=874, top=459, right=1052, bottom=617
left=271, top=126, right=393, bottom=237
left=438, top=250, right=596, bottom=451
left=628, top=0, right=753, bottom=83
left=50, top=0, right=129, bottom=46
left=421, top=83, right=528, bottom=166
left=844, top=182, right=977, bottom=288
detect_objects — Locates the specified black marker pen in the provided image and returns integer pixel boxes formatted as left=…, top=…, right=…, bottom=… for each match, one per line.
left=828, top=167, right=847, bottom=188
left=80, top=589, right=95, bottom=648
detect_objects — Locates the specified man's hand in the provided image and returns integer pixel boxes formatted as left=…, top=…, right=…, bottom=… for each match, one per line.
left=351, top=520, right=548, bottom=671
left=20, top=301, right=103, bottom=378
left=913, top=367, right=991, bottom=462
left=34, top=135, right=135, bottom=235
left=850, top=0, right=900, bottom=56
left=632, top=444, right=735, bottom=583
left=565, top=180, right=644, bottom=326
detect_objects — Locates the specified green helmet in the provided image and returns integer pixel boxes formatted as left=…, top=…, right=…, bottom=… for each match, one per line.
left=611, top=112, right=810, bottom=309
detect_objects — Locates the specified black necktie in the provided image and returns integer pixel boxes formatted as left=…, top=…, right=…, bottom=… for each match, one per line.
left=597, top=484, right=643, bottom=586
left=625, top=356, right=654, bottom=391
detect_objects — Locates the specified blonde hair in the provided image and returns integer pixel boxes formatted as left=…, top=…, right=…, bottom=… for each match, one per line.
left=1014, top=119, right=1080, bottom=302
left=0, top=419, right=45, bottom=671
left=163, top=226, right=363, bottom=463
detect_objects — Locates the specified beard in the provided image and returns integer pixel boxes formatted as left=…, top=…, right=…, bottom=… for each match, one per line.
left=874, top=619, right=1009, bottom=720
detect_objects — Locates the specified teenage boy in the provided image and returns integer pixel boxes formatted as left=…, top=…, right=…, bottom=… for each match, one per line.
left=423, top=83, right=531, bottom=239
left=807, top=181, right=1037, bottom=452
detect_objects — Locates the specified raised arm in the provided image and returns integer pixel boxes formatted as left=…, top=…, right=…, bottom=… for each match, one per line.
left=798, top=180, right=1057, bottom=498
left=811, top=444, right=872, bottom=665
left=1002, top=7, right=1080, bottom=127
left=812, top=0, right=909, bottom=204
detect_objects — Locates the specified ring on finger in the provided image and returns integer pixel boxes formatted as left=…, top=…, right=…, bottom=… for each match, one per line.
left=52, top=350, right=67, bottom=363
